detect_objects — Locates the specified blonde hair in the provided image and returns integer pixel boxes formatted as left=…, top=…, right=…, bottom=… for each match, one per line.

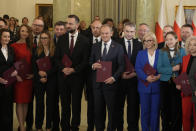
left=37, top=31, right=55, bottom=57
left=142, top=32, right=158, bottom=49
left=185, top=36, right=196, bottom=54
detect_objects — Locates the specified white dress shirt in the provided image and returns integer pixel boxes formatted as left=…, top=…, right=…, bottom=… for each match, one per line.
left=69, top=31, right=79, bottom=48
left=1, top=46, right=8, bottom=61
left=148, top=50, right=155, bottom=67
left=93, top=36, right=101, bottom=44
left=101, top=39, right=112, bottom=56
left=124, top=38, right=133, bottom=54
left=181, top=41, right=185, bottom=48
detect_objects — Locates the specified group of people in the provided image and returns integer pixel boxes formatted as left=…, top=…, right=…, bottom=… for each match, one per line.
left=0, top=13, right=196, bottom=131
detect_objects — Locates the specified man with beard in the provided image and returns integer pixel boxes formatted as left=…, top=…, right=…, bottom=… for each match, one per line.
left=55, top=14, right=89, bottom=131
left=54, top=21, right=67, bottom=45
left=180, top=24, right=193, bottom=48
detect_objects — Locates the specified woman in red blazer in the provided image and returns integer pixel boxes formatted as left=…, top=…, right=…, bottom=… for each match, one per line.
left=176, top=36, right=196, bottom=131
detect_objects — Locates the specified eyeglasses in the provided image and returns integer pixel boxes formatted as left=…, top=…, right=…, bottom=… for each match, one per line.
left=143, top=40, right=153, bottom=43
left=40, top=37, right=49, bottom=40
left=33, top=24, right=44, bottom=27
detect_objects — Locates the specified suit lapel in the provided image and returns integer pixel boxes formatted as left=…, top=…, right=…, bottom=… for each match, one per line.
left=154, top=49, right=159, bottom=68
left=64, top=34, right=71, bottom=56
left=105, top=41, right=115, bottom=60
left=0, top=48, right=7, bottom=62
left=122, top=39, right=128, bottom=55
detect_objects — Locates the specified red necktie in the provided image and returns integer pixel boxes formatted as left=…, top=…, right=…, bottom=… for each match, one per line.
left=70, top=35, right=74, bottom=54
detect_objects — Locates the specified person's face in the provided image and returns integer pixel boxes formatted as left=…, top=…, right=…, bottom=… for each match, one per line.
left=80, top=21, right=86, bottom=29
left=1, top=32, right=10, bottom=45
left=91, top=21, right=102, bottom=37
left=106, top=21, right=114, bottom=27
left=163, top=26, right=173, bottom=39
left=66, top=18, right=79, bottom=33
left=20, top=26, right=29, bottom=40
left=123, top=25, right=136, bottom=40
left=165, top=34, right=178, bottom=48
left=100, top=26, right=113, bottom=43
left=118, top=23, right=123, bottom=31
left=54, top=25, right=66, bottom=37
left=143, top=36, right=155, bottom=49
left=22, top=18, right=29, bottom=25
left=32, top=19, right=44, bottom=35
left=181, top=27, right=193, bottom=42
left=40, top=33, right=49, bottom=47
left=9, top=18, right=15, bottom=26
left=0, top=21, right=6, bottom=29
left=188, top=40, right=196, bottom=55
left=138, top=25, right=149, bottom=40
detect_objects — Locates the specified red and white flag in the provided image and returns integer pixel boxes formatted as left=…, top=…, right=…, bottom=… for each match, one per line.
left=192, top=10, right=196, bottom=36
left=173, top=0, right=185, bottom=41
left=155, top=0, right=168, bottom=43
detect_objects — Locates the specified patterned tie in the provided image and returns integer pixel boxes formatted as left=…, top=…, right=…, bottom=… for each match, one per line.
left=127, top=40, right=131, bottom=59
left=70, top=35, right=74, bottom=54
left=102, top=43, right=107, bottom=58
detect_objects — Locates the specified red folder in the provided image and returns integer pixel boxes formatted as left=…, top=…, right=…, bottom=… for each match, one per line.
left=14, top=60, right=31, bottom=79
left=143, top=63, right=156, bottom=75
left=124, top=55, right=134, bottom=73
left=2, top=67, right=16, bottom=87
left=96, top=61, right=112, bottom=82
left=62, top=54, right=72, bottom=67
left=36, top=56, right=51, bottom=71
left=174, top=72, right=192, bottom=96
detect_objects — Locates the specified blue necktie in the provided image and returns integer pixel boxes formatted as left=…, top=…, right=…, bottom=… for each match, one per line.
left=127, top=40, right=131, bottom=59
left=102, top=43, right=107, bottom=58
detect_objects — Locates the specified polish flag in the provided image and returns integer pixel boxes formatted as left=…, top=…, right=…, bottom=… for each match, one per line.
left=155, top=0, right=167, bottom=43
left=173, top=0, right=185, bottom=41
left=192, top=10, right=196, bottom=36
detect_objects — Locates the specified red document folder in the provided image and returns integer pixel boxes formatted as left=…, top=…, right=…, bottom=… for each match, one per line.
left=2, top=67, right=16, bottom=87
left=62, top=54, right=72, bottom=67
left=124, top=55, right=134, bottom=73
left=96, top=61, right=112, bottom=82
left=36, top=56, right=51, bottom=71
left=143, top=63, right=156, bottom=75
left=174, top=72, right=192, bottom=96
left=14, top=60, right=31, bottom=79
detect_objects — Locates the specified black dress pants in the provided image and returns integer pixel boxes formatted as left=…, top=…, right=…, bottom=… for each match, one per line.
left=59, top=75, right=83, bottom=131
left=0, top=86, right=13, bottom=131
left=115, top=79, right=139, bottom=131
left=160, top=80, right=182, bottom=131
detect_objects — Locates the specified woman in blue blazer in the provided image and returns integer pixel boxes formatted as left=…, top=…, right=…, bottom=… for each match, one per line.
left=157, top=31, right=186, bottom=131
left=135, top=32, right=160, bottom=131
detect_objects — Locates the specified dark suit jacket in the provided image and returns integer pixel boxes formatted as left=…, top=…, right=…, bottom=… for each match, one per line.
left=0, top=45, right=15, bottom=87
left=55, top=33, right=90, bottom=78
left=158, top=41, right=165, bottom=49
left=89, top=40, right=125, bottom=89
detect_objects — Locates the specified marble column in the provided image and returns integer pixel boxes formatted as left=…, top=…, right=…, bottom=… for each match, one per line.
left=136, top=0, right=156, bottom=31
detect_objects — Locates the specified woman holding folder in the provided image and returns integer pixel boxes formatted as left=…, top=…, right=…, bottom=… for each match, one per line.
left=135, top=32, right=160, bottom=131
left=33, top=31, right=56, bottom=131
left=11, top=24, right=34, bottom=131
left=176, top=36, right=196, bottom=131
left=157, top=31, right=186, bottom=131
left=0, top=29, right=17, bottom=131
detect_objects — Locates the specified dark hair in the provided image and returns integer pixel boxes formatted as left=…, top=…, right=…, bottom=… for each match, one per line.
left=18, top=24, right=33, bottom=53
left=22, top=17, right=29, bottom=23
left=68, top=15, right=80, bottom=23
left=0, top=18, right=7, bottom=25
left=102, top=18, right=113, bottom=25
left=0, top=28, right=10, bottom=44
left=54, top=21, right=66, bottom=27
left=3, top=14, right=9, bottom=20
left=124, top=22, right=136, bottom=29
left=122, top=19, right=130, bottom=25
left=181, top=24, right=194, bottom=32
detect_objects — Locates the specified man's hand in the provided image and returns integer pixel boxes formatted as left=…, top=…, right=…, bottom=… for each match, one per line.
left=0, top=77, right=8, bottom=84
left=176, top=85, right=181, bottom=90
left=92, top=63, right=102, bottom=70
left=104, top=77, right=115, bottom=84
left=39, top=71, right=47, bottom=77
left=122, top=72, right=136, bottom=79
left=172, top=64, right=180, bottom=72
left=11, top=70, right=18, bottom=77
left=16, top=75, right=23, bottom=82
left=62, top=68, right=75, bottom=75
left=26, top=74, right=33, bottom=79
left=40, top=77, right=47, bottom=83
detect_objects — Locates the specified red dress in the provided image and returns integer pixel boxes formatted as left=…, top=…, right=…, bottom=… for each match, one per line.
left=11, top=43, right=33, bottom=103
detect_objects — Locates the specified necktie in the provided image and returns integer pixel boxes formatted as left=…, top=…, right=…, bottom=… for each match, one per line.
left=34, top=36, right=37, bottom=47
left=95, top=38, right=99, bottom=43
left=127, top=40, right=131, bottom=59
left=102, top=43, right=107, bottom=58
left=70, top=35, right=74, bottom=54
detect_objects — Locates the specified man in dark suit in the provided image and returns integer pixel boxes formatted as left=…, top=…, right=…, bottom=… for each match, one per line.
left=115, top=22, right=143, bottom=131
left=54, top=21, right=67, bottom=45
left=85, top=20, right=102, bottom=131
left=158, top=25, right=173, bottom=49
left=55, top=14, right=89, bottom=131
left=89, top=24, right=124, bottom=131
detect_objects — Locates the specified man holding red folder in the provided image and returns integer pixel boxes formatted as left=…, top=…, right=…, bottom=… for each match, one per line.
left=89, top=24, right=124, bottom=131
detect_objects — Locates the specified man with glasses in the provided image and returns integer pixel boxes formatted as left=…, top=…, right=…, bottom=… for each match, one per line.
left=137, top=23, right=150, bottom=42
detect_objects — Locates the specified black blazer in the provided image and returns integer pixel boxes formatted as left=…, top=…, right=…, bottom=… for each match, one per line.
left=117, top=38, right=143, bottom=66
left=89, top=40, right=125, bottom=88
left=0, top=45, right=15, bottom=87
left=158, top=41, right=165, bottom=49
left=55, top=33, right=90, bottom=77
